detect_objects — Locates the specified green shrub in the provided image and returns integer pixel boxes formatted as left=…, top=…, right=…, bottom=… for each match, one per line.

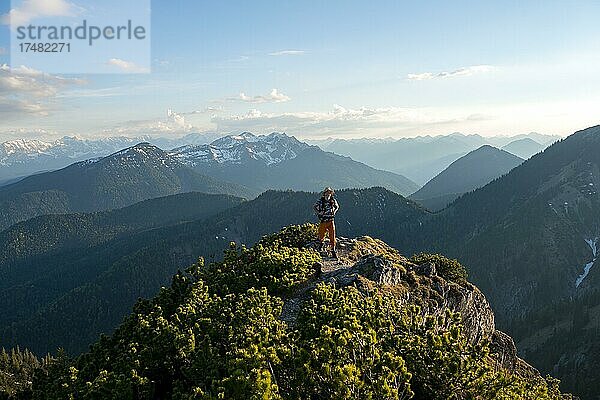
left=290, top=284, right=413, bottom=399
left=410, top=253, right=468, bottom=282
left=201, top=240, right=321, bottom=295
left=258, top=223, right=318, bottom=249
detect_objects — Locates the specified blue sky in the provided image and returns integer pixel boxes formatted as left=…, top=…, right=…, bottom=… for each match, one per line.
left=1, top=0, right=600, bottom=140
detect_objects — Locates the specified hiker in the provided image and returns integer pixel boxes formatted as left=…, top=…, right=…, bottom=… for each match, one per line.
left=314, top=187, right=340, bottom=259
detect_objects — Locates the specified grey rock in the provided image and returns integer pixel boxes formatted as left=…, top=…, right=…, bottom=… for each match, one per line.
left=413, top=261, right=437, bottom=277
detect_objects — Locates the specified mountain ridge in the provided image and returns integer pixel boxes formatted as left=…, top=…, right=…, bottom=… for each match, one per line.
left=169, top=132, right=310, bottom=166
left=410, top=145, right=524, bottom=211
left=502, top=137, right=545, bottom=159
left=315, top=132, right=560, bottom=184
left=169, top=132, right=420, bottom=195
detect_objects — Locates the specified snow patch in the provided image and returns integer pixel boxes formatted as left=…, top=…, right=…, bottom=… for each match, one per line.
left=575, top=237, right=598, bottom=288
left=79, top=157, right=101, bottom=165
left=585, top=237, right=597, bottom=258
left=170, top=132, right=309, bottom=166
left=575, top=261, right=595, bottom=288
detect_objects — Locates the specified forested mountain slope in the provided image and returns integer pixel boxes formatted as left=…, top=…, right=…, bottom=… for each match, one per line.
left=0, top=143, right=255, bottom=232
left=410, top=145, right=523, bottom=211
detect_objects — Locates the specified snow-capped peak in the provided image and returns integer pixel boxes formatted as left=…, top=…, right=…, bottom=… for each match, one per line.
left=211, top=133, right=253, bottom=148
left=90, top=142, right=179, bottom=171
left=1, top=139, right=54, bottom=156
left=106, top=142, right=166, bottom=160
left=169, top=132, right=309, bottom=166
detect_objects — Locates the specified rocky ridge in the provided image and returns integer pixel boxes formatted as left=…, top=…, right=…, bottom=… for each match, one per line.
left=282, top=235, right=542, bottom=381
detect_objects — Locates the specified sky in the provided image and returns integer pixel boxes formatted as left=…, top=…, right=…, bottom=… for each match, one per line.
left=1, top=0, right=600, bottom=141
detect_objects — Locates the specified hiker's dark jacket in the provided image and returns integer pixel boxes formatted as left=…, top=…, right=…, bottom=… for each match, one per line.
left=314, top=196, right=339, bottom=222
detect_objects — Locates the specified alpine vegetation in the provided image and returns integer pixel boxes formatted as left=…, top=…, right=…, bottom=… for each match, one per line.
left=4, top=225, right=572, bottom=399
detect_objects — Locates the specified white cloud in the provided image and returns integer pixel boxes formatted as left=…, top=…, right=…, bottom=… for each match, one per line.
left=204, top=106, right=224, bottom=113
left=9, top=65, right=44, bottom=76
left=167, top=109, right=192, bottom=129
left=0, top=98, right=47, bottom=115
left=228, top=88, right=291, bottom=103
left=211, top=105, right=482, bottom=138
left=102, top=107, right=223, bottom=138
left=0, top=65, right=84, bottom=96
left=106, top=58, right=149, bottom=74
left=1, top=0, right=78, bottom=26
left=406, top=72, right=434, bottom=81
left=269, top=50, right=306, bottom=56
left=0, top=63, right=85, bottom=117
left=100, top=115, right=196, bottom=137
left=466, top=113, right=494, bottom=121
left=0, top=128, right=59, bottom=142
left=174, top=106, right=224, bottom=115
left=407, top=65, right=495, bottom=81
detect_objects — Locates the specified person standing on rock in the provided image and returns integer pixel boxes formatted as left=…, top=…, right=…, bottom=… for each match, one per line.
left=314, top=187, right=340, bottom=259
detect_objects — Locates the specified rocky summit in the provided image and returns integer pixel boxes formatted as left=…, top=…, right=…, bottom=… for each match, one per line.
left=282, top=235, right=541, bottom=381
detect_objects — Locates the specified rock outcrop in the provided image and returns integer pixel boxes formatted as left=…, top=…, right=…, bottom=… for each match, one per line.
left=282, top=235, right=543, bottom=381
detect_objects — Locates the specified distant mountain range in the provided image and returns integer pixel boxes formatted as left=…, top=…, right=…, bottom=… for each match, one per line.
left=0, top=133, right=221, bottom=182
left=501, top=137, right=546, bottom=159
left=409, top=145, right=524, bottom=211
left=313, top=132, right=561, bottom=184
left=0, top=132, right=420, bottom=198
left=170, top=132, right=309, bottom=166
left=0, top=131, right=560, bottom=187
left=0, top=137, right=134, bottom=181
left=0, top=143, right=254, bottom=231
left=169, top=132, right=419, bottom=195
left=0, top=133, right=418, bottom=232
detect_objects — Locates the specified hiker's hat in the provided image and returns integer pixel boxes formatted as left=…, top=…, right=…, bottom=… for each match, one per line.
left=323, top=187, right=334, bottom=194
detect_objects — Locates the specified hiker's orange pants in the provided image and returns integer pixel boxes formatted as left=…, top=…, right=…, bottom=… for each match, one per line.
left=318, top=220, right=336, bottom=249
